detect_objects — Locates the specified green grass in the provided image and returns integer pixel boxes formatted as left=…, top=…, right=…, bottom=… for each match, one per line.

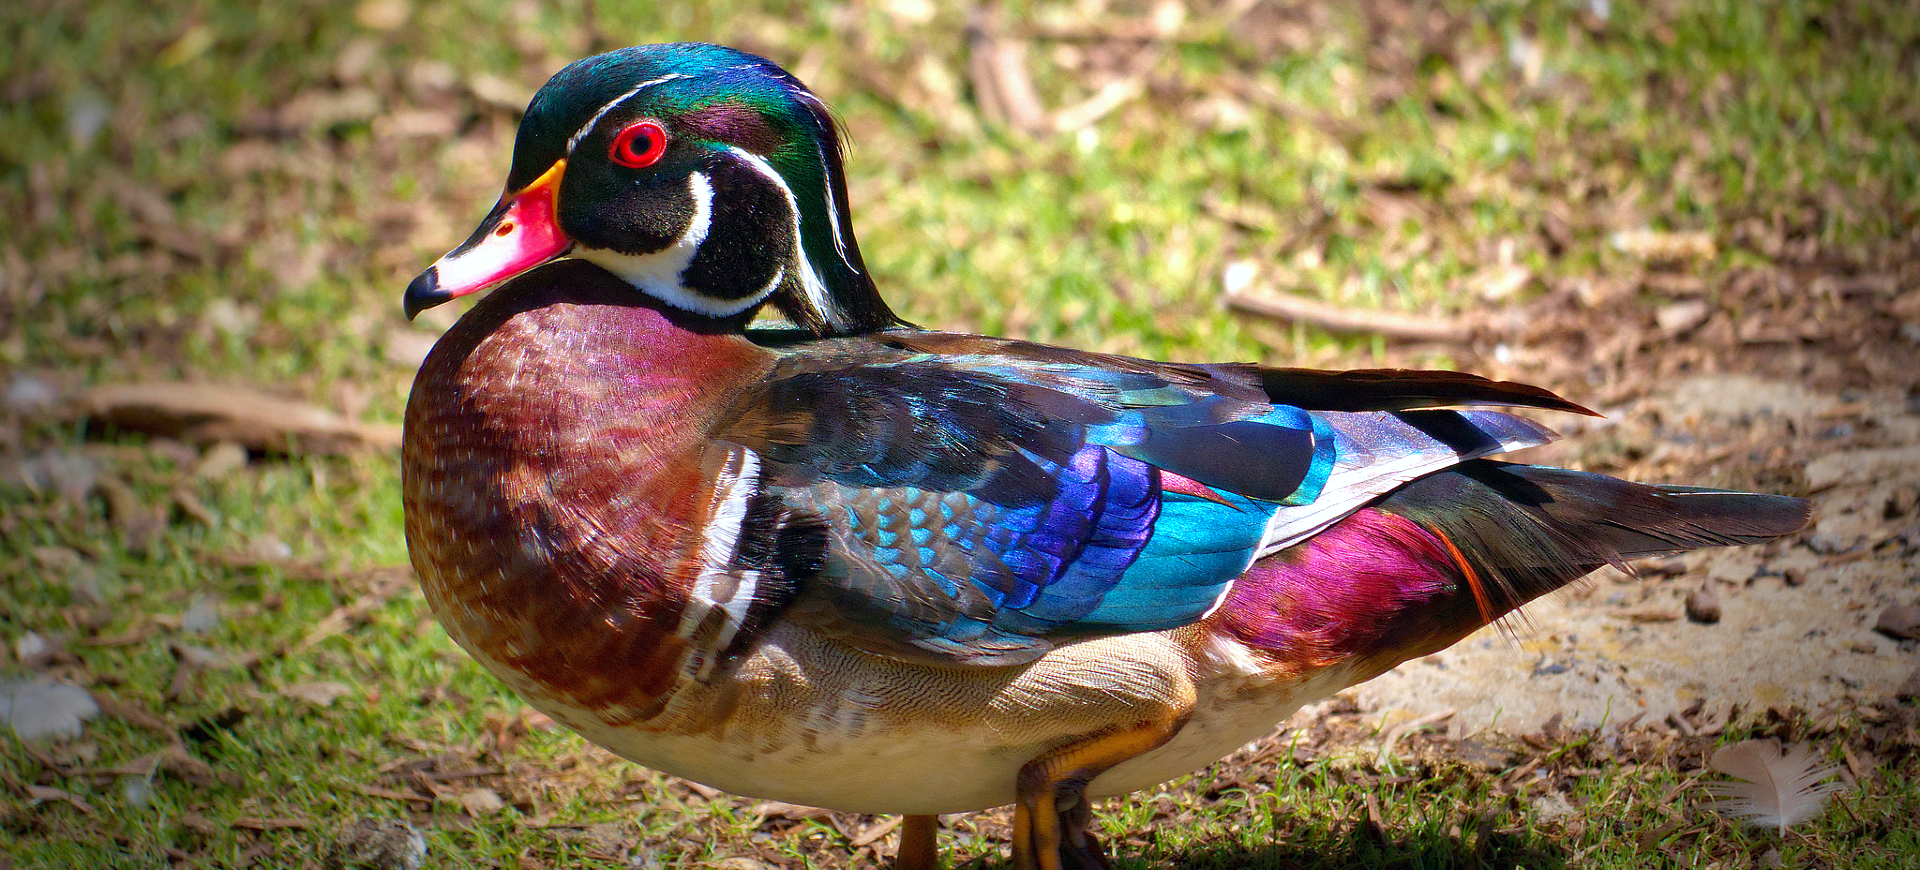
left=3, top=0, right=1916, bottom=867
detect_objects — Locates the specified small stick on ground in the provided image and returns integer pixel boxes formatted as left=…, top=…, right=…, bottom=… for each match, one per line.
left=1376, top=708, right=1457, bottom=767
left=1226, top=289, right=1475, bottom=343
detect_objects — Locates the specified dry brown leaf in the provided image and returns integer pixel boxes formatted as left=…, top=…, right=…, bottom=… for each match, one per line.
left=25, top=784, right=96, bottom=814
left=327, top=817, right=427, bottom=870
left=97, top=477, right=166, bottom=554
left=1462, top=264, right=1532, bottom=302
left=89, top=692, right=171, bottom=732
left=469, top=73, right=533, bottom=111
left=751, top=800, right=834, bottom=822
left=193, top=441, right=249, bottom=480
left=280, top=88, right=380, bottom=131
left=1656, top=300, right=1712, bottom=336
left=282, top=681, right=355, bottom=707
left=454, top=787, right=505, bottom=816
left=232, top=816, right=312, bottom=831
left=1610, top=228, right=1716, bottom=263
left=711, top=859, right=776, bottom=870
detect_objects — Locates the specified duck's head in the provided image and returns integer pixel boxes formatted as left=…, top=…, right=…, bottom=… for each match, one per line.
left=405, top=43, right=898, bottom=335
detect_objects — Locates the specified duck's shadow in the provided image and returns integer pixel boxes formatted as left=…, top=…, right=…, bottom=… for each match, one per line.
left=956, top=825, right=1569, bottom=870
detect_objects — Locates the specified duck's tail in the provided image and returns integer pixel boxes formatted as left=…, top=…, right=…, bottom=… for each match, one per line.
left=1212, top=460, right=1810, bottom=674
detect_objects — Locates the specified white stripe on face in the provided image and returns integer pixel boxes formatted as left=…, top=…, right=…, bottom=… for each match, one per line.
left=789, top=89, right=859, bottom=276
left=565, top=72, right=690, bottom=155
left=722, top=145, right=851, bottom=331
left=815, top=140, right=859, bottom=275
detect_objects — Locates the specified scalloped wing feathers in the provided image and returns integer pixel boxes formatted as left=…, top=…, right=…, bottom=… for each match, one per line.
left=715, top=333, right=1570, bottom=664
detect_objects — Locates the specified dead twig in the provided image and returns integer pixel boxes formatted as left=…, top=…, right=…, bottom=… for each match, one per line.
left=967, top=14, right=1048, bottom=135
left=354, top=784, right=434, bottom=804
left=1051, top=78, right=1143, bottom=134
left=1376, top=708, right=1456, bottom=767
left=1226, top=289, right=1475, bottom=343
left=78, top=381, right=401, bottom=455
left=849, top=815, right=902, bottom=848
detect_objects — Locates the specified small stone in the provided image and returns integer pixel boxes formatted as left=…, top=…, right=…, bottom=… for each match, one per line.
left=1655, top=300, right=1711, bottom=336
left=1451, top=738, right=1517, bottom=772
left=1627, top=608, right=1680, bottom=623
left=1685, top=586, right=1721, bottom=624
left=4, top=375, right=60, bottom=414
left=1895, top=667, right=1920, bottom=701
left=1806, top=533, right=1856, bottom=555
left=1220, top=259, right=1258, bottom=296
left=14, top=631, right=49, bottom=661
left=1707, top=559, right=1752, bottom=585
left=1783, top=567, right=1807, bottom=587
left=1641, top=556, right=1689, bottom=577
left=1874, top=605, right=1920, bottom=641
left=201, top=298, right=259, bottom=340
left=326, top=817, right=426, bottom=870
left=194, top=441, right=249, bottom=480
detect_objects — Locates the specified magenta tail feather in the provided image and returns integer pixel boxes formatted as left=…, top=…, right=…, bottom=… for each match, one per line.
left=1215, top=460, right=1810, bottom=672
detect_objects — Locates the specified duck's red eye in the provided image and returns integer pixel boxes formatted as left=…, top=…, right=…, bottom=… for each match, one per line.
left=609, top=120, right=669, bottom=169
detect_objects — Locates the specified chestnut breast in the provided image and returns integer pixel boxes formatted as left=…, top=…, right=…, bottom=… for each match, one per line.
left=402, top=261, right=774, bottom=721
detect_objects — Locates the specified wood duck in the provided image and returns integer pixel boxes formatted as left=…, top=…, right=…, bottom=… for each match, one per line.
left=401, top=43, right=1808, bottom=870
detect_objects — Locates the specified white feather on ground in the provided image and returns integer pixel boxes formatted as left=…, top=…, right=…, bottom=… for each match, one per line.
left=1702, top=738, right=1850, bottom=835
left=0, top=679, right=100, bottom=741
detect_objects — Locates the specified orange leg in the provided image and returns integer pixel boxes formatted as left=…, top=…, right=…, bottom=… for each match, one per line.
left=895, top=814, right=938, bottom=870
left=1011, top=715, right=1189, bottom=870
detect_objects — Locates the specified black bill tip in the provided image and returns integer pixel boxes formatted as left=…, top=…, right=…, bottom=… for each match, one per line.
left=403, top=268, right=446, bottom=321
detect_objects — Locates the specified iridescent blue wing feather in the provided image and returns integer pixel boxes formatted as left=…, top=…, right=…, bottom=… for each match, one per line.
left=717, top=332, right=1570, bottom=665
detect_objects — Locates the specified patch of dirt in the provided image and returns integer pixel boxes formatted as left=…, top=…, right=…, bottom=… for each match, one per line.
left=1353, top=297, right=1920, bottom=735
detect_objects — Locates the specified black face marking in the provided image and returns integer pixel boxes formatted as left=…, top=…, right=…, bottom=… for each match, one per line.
left=560, top=157, right=696, bottom=257
left=499, top=43, right=905, bottom=334
left=680, top=157, right=794, bottom=302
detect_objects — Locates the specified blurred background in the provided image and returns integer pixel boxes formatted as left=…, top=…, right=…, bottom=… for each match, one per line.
left=3, top=0, right=1915, bottom=867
